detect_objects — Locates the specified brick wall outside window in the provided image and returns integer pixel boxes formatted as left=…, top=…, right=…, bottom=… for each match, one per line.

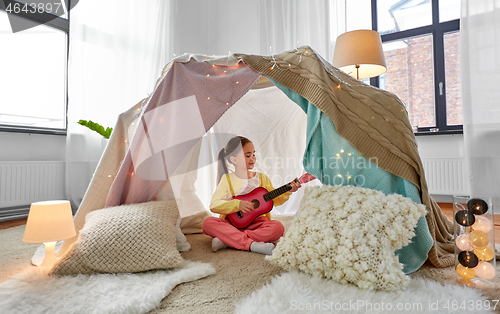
left=382, top=32, right=462, bottom=128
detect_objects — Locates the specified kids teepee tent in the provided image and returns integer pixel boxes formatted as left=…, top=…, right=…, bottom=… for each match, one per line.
left=59, top=46, right=455, bottom=272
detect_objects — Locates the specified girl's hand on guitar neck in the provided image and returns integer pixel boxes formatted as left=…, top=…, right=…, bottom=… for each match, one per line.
left=239, top=200, right=254, bottom=213
left=289, top=178, right=301, bottom=192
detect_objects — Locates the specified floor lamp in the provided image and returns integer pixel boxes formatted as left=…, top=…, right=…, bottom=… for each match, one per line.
left=332, top=29, right=387, bottom=80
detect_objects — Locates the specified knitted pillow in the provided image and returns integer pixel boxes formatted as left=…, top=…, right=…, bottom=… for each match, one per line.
left=266, top=185, right=426, bottom=292
left=50, top=201, right=183, bottom=276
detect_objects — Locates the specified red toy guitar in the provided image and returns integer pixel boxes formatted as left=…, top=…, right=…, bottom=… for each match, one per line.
left=227, top=173, right=316, bottom=228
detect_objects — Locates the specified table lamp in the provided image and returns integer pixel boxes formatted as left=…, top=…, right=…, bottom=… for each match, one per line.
left=332, top=29, right=387, bottom=80
left=23, top=200, right=76, bottom=269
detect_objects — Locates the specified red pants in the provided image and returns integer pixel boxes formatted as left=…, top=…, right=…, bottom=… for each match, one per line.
left=202, top=216, right=284, bottom=251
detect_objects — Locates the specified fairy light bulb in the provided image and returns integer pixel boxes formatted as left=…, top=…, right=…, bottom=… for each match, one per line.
left=455, top=209, right=475, bottom=227
left=458, top=250, right=479, bottom=268
left=456, top=264, right=476, bottom=280
left=472, top=215, right=491, bottom=233
left=474, top=262, right=496, bottom=280
left=469, top=230, right=489, bottom=248
left=467, top=198, right=488, bottom=215
left=455, top=234, right=471, bottom=251
left=474, top=246, right=495, bottom=262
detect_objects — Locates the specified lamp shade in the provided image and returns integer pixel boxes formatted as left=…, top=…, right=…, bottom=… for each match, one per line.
left=332, top=29, right=387, bottom=79
left=23, top=200, right=76, bottom=243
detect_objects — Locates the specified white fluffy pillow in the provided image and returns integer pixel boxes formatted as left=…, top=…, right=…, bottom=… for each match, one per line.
left=50, top=201, right=183, bottom=276
left=266, top=185, right=426, bottom=292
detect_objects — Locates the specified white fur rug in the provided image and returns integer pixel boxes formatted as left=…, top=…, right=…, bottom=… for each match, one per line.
left=0, top=261, right=215, bottom=314
left=235, top=270, right=496, bottom=314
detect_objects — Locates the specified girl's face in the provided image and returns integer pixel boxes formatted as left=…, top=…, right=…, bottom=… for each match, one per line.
left=230, top=142, right=256, bottom=171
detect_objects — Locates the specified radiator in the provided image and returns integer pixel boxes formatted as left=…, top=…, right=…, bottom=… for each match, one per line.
left=422, top=158, right=469, bottom=196
left=0, top=161, right=66, bottom=221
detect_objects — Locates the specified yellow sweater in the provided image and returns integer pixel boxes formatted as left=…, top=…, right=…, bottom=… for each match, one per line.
left=210, top=172, right=291, bottom=220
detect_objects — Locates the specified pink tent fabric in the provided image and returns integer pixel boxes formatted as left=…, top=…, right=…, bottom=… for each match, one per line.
left=105, top=60, right=261, bottom=206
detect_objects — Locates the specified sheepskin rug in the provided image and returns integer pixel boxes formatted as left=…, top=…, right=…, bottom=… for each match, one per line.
left=0, top=261, right=215, bottom=314
left=234, top=270, right=495, bottom=314
left=267, top=185, right=427, bottom=292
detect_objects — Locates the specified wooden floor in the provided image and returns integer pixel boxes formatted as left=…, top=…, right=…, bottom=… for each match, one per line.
left=1, top=204, right=499, bottom=244
left=0, top=217, right=27, bottom=230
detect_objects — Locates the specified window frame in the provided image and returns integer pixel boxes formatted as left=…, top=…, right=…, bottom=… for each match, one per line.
left=0, top=1, right=69, bottom=136
left=370, top=0, right=462, bottom=135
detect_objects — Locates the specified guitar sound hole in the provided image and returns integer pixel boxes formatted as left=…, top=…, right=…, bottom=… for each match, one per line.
left=251, top=199, right=260, bottom=209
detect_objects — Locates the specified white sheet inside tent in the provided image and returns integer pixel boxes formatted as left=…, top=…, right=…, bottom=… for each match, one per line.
left=153, top=84, right=322, bottom=221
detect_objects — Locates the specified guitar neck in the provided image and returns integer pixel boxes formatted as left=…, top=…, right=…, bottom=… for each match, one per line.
left=263, top=182, right=293, bottom=202
left=262, top=173, right=315, bottom=203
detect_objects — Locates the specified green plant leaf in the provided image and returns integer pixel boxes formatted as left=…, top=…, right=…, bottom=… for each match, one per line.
left=77, top=119, right=113, bottom=139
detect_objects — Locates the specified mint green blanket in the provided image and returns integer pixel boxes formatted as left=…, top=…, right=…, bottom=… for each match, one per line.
left=272, top=80, right=433, bottom=274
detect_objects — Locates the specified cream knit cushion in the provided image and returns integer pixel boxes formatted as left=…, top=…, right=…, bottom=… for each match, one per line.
left=50, top=201, right=183, bottom=276
left=266, top=186, right=427, bottom=292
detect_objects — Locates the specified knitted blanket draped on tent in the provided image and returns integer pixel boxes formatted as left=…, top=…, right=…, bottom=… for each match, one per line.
left=56, top=46, right=454, bottom=270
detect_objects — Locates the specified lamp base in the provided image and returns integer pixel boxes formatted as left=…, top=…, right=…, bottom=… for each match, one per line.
left=39, top=241, right=57, bottom=269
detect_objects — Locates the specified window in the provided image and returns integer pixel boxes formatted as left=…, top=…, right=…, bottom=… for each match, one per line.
left=372, top=0, right=462, bottom=133
left=0, top=3, right=69, bottom=134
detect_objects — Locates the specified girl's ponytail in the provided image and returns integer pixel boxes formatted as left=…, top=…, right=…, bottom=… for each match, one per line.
left=216, top=148, right=228, bottom=184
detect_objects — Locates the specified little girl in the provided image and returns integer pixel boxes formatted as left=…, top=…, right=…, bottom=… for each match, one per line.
left=202, top=136, right=301, bottom=255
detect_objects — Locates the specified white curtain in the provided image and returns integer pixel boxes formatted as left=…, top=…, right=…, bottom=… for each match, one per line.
left=171, top=0, right=343, bottom=63
left=461, top=0, right=500, bottom=210
left=66, top=0, right=173, bottom=209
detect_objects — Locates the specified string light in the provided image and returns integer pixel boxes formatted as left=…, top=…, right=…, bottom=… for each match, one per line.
left=295, top=41, right=302, bottom=65
left=270, top=46, right=277, bottom=70
left=454, top=197, right=494, bottom=282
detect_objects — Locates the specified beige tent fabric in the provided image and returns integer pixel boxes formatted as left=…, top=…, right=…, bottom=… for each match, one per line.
left=235, top=46, right=455, bottom=268
left=58, top=101, right=144, bottom=257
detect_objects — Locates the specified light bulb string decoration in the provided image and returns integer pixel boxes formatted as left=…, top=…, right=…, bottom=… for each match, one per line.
left=267, top=46, right=314, bottom=72
left=294, top=41, right=303, bottom=66
left=203, top=63, right=242, bottom=106
left=453, top=196, right=495, bottom=282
